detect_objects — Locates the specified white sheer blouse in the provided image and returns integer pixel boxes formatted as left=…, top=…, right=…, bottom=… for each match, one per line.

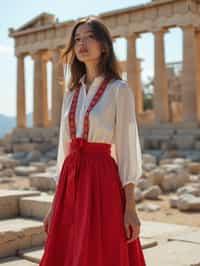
left=53, top=74, right=143, bottom=188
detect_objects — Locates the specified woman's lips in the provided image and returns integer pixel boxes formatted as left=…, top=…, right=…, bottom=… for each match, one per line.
left=79, top=48, right=88, bottom=53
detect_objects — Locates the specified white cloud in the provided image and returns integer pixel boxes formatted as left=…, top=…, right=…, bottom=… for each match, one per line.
left=0, top=44, right=14, bottom=56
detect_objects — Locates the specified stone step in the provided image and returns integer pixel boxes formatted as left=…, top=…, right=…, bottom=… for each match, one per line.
left=29, top=173, right=55, bottom=191
left=140, top=220, right=198, bottom=241
left=0, top=256, right=38, bottom=265
left=0, top=217, right=45, bottom=258
left=18, top=246, right=43, bottom=264
left=140, top=238, right=157, bottom=249
left=144, top=240, right=200, bottom=266
left=19, top=194, right=53, bottom=220
left=168, top=228, right=200, bottom=244
left=0, top=190, right=41, bottom=219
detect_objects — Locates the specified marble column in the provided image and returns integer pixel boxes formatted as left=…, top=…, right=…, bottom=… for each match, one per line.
left=153, top=28, right=169, bottom=123
left=32, top=51, right=49, bottom=127
left=196, top=30, right=200, bottom=123
left=51, top=48, right=65, bottom=126
left=181, top=25, right=200, bottom=123
left=16, top=54, right=26, bottom=128
left=126, top=33, right=143, bottom=114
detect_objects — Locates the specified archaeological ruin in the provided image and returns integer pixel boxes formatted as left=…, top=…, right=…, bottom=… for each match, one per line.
left=4, top=0, right=200, bottom=155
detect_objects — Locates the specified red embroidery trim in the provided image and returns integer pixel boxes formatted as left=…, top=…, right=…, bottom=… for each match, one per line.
left=68, top=76, right=112, bottom=141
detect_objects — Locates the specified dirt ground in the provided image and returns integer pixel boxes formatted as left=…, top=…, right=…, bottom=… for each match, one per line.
left=1, top=176, right=200, bottom=227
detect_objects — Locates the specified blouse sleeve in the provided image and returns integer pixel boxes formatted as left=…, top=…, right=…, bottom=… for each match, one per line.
left=114, top=80, right=143, bottom=188
left=52, top=91, right=69, bottom=186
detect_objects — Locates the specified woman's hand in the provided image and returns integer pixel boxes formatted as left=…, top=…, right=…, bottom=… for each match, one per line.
left=123, top=182, right=141, bottom=243
left=43, top=208, right=53, bottom=234
left=124, top=205, right=141, bottom=244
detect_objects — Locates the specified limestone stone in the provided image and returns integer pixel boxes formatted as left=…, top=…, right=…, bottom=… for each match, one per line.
left=168, top=229, right=200, bottom=244
left=177, top=185, right=200, bottom=197
left=0, top=177, right=14, bottom=183
left=159, top=158, right=173, bottom=165
left=173, top=135, right=195, bottom=149
left=25, top=150, right=41, bottom=162
left=14, top=166, right=39, bottom=176
left=0, top=190, right=40, bottom=219
left=177, top=194, right=200, bottom=211
left=169, top=195, right=179, bottom=208
left=188, top=162, right=200, bottom=174
left=173, top=157, right=189, bottom=167
left=47, top=160, right=56, bottom=167
left=159, top=164, right=189, bottom=192
left=137, top=202, right=160, bottom=212
left=0, top=256, right=37, bottom=265
left=46, top=165, right=56, bottom=174
left=0, top=217, right=44, bottom=257
left=29, top=172, right=56, bottom=191
left=142, top=162, right=156, bottom=172
left=12, top=151, right=27, bottom=160
left=19, top=194, right=53, bottom=219
left=140, top=220, right=192, bottom=239
left=136, top=178, right=151, bottom=191
left=134, top=187, right=144, bottom=202
left=44, top=150, right=57, bottom=160
left=18, top=248, right=43, bottom=264
left=12, top=143, right=38, bottom=153
left=29, top=162, right=46, bottom=172
left=144, top=241, right=200, bottom=266
left=147, top=167, right=165, bottom=186
left=0, top=156, right=20, bottom=168
left=189, top=174, right=200, bottom=183
left=142, top=185, right=162, bottom=199
left=0, top=169, right=14, bottom=177
left=140, top=238, right=158, bottom=249
left=142, top=154, right=156, bottom=165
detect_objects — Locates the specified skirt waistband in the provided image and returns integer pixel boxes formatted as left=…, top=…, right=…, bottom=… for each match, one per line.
left=69, top=137, right=111, bottom=155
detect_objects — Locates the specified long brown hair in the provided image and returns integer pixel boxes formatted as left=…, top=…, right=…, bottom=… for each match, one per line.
left=62, top=16, right=122, bottom=91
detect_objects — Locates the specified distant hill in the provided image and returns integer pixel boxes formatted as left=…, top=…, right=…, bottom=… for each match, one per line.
left=0, top=113, right=33, bottom=139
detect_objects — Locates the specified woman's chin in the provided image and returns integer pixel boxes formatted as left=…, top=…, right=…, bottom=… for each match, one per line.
left=78, top=57, right=96, bottom=64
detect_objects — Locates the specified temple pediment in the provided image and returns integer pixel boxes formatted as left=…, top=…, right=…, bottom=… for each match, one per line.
left=15, top=12, right=56, bottom=32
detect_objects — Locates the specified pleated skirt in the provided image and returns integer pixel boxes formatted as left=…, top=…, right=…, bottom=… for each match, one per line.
left=39, top=138, right=146, bottom=266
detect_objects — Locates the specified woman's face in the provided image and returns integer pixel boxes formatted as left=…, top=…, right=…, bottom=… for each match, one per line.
left=73, top=23, right=103, bottom=64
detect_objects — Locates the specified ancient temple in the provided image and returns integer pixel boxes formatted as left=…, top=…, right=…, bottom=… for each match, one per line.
left=7, top=0, right=200, bottom=152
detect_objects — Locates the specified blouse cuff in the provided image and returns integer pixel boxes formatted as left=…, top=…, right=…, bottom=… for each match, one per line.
left=122, top=179, right=137, bottom=188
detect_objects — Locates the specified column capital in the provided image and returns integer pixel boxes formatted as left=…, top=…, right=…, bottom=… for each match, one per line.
left=179, top=24, right=198, bottom=32
left=124, top=32, right=141, bottom=40
left=30, top=50, right=50, bottom=62
left=16, top=53, right=26, bottom=59
left=151, top=27, right=169, bottom=35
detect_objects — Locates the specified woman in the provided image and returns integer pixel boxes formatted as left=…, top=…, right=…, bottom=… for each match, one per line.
left=39, top=16, right=146, bottom=266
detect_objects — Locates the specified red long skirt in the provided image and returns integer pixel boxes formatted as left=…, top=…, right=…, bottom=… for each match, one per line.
left=39, top=138, right=146, bottom=266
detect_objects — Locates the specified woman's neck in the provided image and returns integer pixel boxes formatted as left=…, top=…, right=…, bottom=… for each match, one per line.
left=85, top=63, right=101, bottom=87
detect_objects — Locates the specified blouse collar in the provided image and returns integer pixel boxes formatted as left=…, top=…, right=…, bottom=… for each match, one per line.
left=79, top=73, right=105, bottom=89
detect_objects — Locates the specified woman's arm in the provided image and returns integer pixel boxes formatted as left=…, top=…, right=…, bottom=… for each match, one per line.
left=123, top=183, right=136, bottom=210
left=114, top=80, right=143, bottom=191
left=114, top=80, right=143, bottom=243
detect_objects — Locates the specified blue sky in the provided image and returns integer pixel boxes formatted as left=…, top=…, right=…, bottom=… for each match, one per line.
left=0, top=0, right=183, bottom=117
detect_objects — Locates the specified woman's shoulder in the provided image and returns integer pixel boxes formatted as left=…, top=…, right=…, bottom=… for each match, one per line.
left=110, top=79, right=132, bottom=99
left=110, top=78, right=129, bottom=90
